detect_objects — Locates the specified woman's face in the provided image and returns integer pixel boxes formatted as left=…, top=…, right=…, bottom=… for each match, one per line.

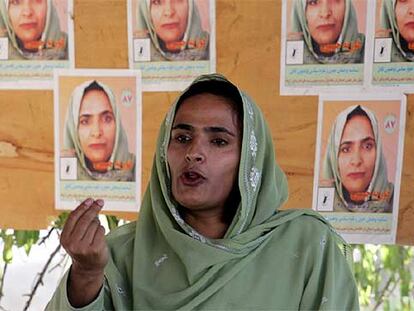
left=150, top=0, right=189, bottom=46
left=395, top=0, right=414, bottom=44
left=338, top=114, right=376, bottom=196
left=78, top=89, right=116, bottom=170
left=305, top=0, right=345, bottom=46
left=168, top=93, right=241, bottom=215
left=8, top=0, right=47, bottom=45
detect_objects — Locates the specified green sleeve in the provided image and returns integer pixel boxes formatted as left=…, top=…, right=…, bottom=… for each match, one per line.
left=299, top=231, right=360, bottom=311
left=45, top=267, right=114, bottom=311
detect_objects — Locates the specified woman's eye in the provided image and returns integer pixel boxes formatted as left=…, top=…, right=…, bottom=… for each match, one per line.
left=104, top=115, right=114, bottom=123
left=79, top=118, right=89, bottom=126
left=363, top=142, right=374, bottom=150
left=211, top=138, right=228, bottom=147
left=340, top=146, right=349, bottom=153
left=175, top=135, right=191, bottom=143
left=151, top=0, right=161, bottom=5
left=307, top=0, right=318, bottom=6
left=9, top=0, right=19, bottom=5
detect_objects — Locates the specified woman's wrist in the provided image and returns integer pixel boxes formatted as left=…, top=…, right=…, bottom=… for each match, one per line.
left=67, top=264, right=104, bottom=308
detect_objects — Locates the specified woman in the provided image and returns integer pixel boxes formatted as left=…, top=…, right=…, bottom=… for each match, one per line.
left=0, top=0, right=67, bottom=60
left=136, top=0, right=209, bottom=61
left=291, top=0, right=365, bottom=64
left=48, top=74, right=359, bottom=310
left=381, top=0, right=414, bottom=62
left=63, top=80, right=135, bottom=181
left=322, top=105, right=394, bottom=213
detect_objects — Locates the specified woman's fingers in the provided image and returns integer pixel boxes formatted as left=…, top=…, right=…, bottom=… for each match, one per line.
left=61, top=198, right=94, bottom=241
left=70, top=201, right=103, bottom=242
left=60, top=198, right=105, bottom=253
left=82, top=218, right=101, bottom=245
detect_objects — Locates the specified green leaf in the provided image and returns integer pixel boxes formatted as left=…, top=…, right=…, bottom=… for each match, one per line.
left=14, top=230, right=27, bottom=247
left=2, top=235, right=13, bottom=263
left=106, top=215, right=119, bottom=231
left=54, top=212, right=69, bottom=229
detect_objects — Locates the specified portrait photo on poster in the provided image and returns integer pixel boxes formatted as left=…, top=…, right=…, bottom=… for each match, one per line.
left=128, top=0, right=216, bottom=91
left=312, top=93, right=406, bottom=244
left=372, top=0, right=414, bottom=89
left=54, top=69, right=142, bottom=212
left=0, top=0, right=74, bottom=89
left=280, top=0, right=368, bottom=95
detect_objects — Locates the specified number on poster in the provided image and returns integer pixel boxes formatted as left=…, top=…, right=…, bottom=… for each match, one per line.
left=286, top=41, right=304, bottom=65
left=317, top=188, right=335, bottom=212
left=60, top=157, right=77, bottom=180
left=374, top=38, right=392, bottom=63
left=134, top=39, right=151, bottom=62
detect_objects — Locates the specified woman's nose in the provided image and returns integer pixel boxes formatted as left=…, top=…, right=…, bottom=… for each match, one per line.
left=408, top=4, right=414, bottom=16
left=163, top=0, right=176, bottom=16
left=185, top=142, right=205, bottom=163
left=318, top=1, right=332, bottom=18
left=21, top=0, right=34, bottom=16
left=90, top=121, right=103, bottom=138
left=185, top=153, right=204, bottom=163
left=350, top=150, right=362, bottom=166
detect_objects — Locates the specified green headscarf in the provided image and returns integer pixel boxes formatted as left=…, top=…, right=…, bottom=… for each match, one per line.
left=48, top=74, right=359, bottom=310
left=291, top=0, right=365, bottom=64
left=380, top=0, right=414, bottom=62
left=136, top=0, right=209, bottom=61
left=0, top=0, right=67, bottom=60
left=63, top=80, right=135, bottom=181
left=322, top=105, right=394, bottom=212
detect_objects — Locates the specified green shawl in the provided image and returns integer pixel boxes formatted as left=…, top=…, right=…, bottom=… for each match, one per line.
left=291, top=0, right=365, bottom=64
left=380, top=0, right=414, bottom=62
left=63, top=80, right=135, bottom=181
left=48, top=74, right=359, bottom=310
left=0, top=0, right=67, bottom=60
left=136, top=0, right=209, bottom=61
left=322, top=105, right=394, bottom=213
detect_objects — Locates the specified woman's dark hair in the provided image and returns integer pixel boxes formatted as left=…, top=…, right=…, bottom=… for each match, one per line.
left=177, top=79, right=244, bottom=130
left=82, top=81, right=107, bottom=98
left=346, top=105, right=370, bottom=122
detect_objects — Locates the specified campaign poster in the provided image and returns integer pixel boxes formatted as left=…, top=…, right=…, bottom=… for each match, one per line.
left=312, top=93, right=406, bottom=244
left=0, top=0, right=74, bottom=89
left=54, top=69, right=142, bottom=212
left=280, top=0, right=368, bottom=95
left=127, top=0, right=216, bottom=91
left=372, top=0, right=414, bottom=90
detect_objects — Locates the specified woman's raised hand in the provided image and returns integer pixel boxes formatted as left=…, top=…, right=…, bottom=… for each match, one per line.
left=60, top=198, right=109, bottom=307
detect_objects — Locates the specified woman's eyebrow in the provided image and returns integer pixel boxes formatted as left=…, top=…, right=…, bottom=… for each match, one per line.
left=361, top=137, right=375, bottom=143
left=340, top=136, right=375, bottom=146
left=79, top=110, right=113, bottom=117
left=172, top=124, right=235, bottom=136
left=172, top=123, right=193, bottom=131
left=204, top=126, right=235, bottom=137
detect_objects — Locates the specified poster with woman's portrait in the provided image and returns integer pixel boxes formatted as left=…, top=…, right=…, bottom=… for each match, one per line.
left=127, top=0, right=216, bottom=91
left=54, top=69, right=142, bottom=212
left=372, top=0, right=414, bottom=89
left=0, top=0, right=74, bottom=89
left=280, top=0, right=368, bottom=95
left=312, top=93, right=406, bottom=244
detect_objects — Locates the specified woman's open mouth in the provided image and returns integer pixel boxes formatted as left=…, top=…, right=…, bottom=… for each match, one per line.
left=180, top=171, right=206, bottom=186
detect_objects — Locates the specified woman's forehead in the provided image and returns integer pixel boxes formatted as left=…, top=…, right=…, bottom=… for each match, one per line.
left=175, top=93, right=239, bottom=120
left=79, top=90, right=112, bottom=113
